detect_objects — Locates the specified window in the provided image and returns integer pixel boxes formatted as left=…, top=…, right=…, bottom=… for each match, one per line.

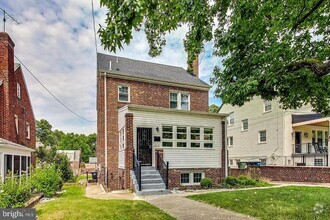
left=177, top=127, right=187, bottom=140
left=260, top=159, right=267, bottom=166
left=119, top=127, right=125, bottom=150
left=242, top=119, right=248, bottom=131
left=4, top=155, right=12, bottom=175
left=204, top=128, right=213, bottom=141
left=162, top=126, right=173, bottom=139
left=181, top=172, right=205, bottom=185
left=21, top=156, right=27, bottom=175
left=14, top=115, right=18, bottom=134
left=227, top=136, right=233, bottom=146
left=14, top=155, right=20, bottom=175
left=170, top=93, right=178, bottom=109
left=317, top=131, right=323, bottom=146
left=193, top=173, right=202, bottom=183
left=227, top=112, right=234, bottom=125
left=180, top=173, right=190, bottom=184
left=229, top=159, right=234, bottom=166
left=162, top=126, right=213, bottom=149
left=259, top=130, right=266, bottom=143
left=118, top=85, right=129, bottom=102
left=314, top=158, right=323, bottom=166
left=17, top=82, right=21, bottom=99
left=325, top=131, right=328, bottom=147
left=191, top=127, right=200, bottom=140
left=26, top=123, right=30, bottom=139
left=263, top=100, right=272, bottom=112
left=236, top=159, right=240, bottom=165
left=169, top=92, right=190, bottom=110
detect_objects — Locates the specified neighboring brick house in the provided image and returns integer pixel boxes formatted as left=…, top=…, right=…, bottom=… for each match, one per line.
left=0, top=32, right=36, bottom=181
left=96, top=53, right=227, bottom=194
left=219, top=97, right=330, bottom=168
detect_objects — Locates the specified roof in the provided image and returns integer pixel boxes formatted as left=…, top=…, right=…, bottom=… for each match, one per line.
left=119, top=104, right=228, bottom=118
left=0, top=138, right=35, bottom=152
left=292, top=117, right=330, bottom=127
left=97, top=53, right=210, bottom=90
left=292, top=114, right=322, bottom=124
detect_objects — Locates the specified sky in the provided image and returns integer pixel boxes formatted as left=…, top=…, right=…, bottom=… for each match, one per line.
left=1, top=0, right=222, bottom=134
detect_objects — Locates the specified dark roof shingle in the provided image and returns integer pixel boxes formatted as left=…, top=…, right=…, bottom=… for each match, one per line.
left=97, top=53, right=210, bottom=88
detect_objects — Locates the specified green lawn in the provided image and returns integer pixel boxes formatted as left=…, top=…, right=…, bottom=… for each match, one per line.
left=36, top=184, right=174, bottom=220
left=188, top=186, right=330, bottom=220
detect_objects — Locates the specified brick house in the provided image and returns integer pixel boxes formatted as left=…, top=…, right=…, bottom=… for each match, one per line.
left=0, top=32, right=36, bottom=181
left=96, top=53, right=227, bottom=194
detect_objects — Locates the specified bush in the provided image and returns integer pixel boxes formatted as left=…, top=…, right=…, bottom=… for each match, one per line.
left=223, top=175, right=269, bottom=188
left=200, top=178, right=213, bottom=188
left=0, top=177, right=31, bottom=208
left=31, top=164, right=63, bottom=198
left=54, top=153, right=74, bottom=182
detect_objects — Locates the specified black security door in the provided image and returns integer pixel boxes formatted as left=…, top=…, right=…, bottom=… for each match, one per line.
left=137, top=128, right=152, bottom=166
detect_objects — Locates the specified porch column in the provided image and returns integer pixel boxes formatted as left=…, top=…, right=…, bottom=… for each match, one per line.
left=124, top=113, right=134, bottom=189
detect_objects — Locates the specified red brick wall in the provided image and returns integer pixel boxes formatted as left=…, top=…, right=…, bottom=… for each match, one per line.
left=96, top=74, right=209, bottom=190
left=168, top=168, right=225, bottom=189
left=230, top=166, right=330, bottom=183
left=0, top=33, right=35, bottom=150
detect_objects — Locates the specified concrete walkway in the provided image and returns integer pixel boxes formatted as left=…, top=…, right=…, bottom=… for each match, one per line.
left=145, top=193, right=255, bottom=220
left=85, top=183, right=142, bottom=200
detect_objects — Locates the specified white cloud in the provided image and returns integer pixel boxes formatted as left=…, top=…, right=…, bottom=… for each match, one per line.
left=2, top=1, right=222, bottom=134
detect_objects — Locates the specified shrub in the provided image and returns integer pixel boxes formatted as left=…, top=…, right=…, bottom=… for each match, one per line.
left=224, top=176, right=239, bottom=186
left=0, top=176, right=31, bottom=208
left=31, top=164, right=62, bottom=198
left=54, top=153, right=74, bottom=182
left=223, top=175, right=269, bottom=188
left=200, top=178, right=213, bottom=188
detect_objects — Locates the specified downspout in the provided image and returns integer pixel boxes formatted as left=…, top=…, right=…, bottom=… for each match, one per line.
left=104, top=72, right=108, bottom=188
left=224, top=120, right=228, bottom=177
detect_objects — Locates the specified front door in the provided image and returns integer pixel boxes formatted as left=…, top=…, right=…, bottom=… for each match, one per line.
left=137, top=128, right=152, bottom=166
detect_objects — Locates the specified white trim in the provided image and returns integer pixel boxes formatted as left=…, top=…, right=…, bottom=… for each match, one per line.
left=258, top=130, right=267, bottom=143
left=17, top=82, right=21, bottom=99
left=169, top=91, right=190, bottom=110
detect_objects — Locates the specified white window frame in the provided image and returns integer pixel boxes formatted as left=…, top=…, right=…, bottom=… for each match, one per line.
left=169, top=91, right=190, bottom=110
left=161, top=125, right=214, bottom=149
left=259, top=130, right=267, bottom=143
left=229, top=159, right=234, bottom=166
left=118, top=84, right=130, bottom=102
left=26, top=122, right=30, bottom=139
left=14, top=115, right=18, bottom=134
left=260, top=158, right=267, bottom=166
left=119, top=127, right=126, bottom=150
left=180, top=172, right=205, bottom=185
left=242, top=119, right=248, bottom=131
left=227, top=112, right=234, bottom=126
left=227, top=136, right=233, bottom=146
left=263, top=100, right=272, bottom=112
left=17, top=82, right=21, bottom=99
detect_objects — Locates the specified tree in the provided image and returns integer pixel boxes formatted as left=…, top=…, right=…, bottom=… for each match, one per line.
left=209, top=104, right=220, bottom=113
left=99, top=0, right=330, bottom=114
left=36, top=119, right=56, bottom=147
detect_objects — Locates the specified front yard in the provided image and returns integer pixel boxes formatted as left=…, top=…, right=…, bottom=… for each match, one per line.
left=188, top=186, right=330, bottom=220
left=35, top=184, right=174, bottom=220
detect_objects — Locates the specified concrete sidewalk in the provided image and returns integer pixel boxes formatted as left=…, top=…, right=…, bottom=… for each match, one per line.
left=85, top=183, right=142, bottom=200
left=145, top=193, right=255, bottom=220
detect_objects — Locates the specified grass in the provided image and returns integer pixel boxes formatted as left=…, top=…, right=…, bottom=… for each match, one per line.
left=35, top=184, right=174, bottom=220
left=188, top=186, right=330, bottom=220
left=75, top=174, right=91, bottom=182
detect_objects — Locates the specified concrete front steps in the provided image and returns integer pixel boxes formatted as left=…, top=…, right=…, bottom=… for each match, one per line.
left=132, top=166, right=171, bottom=196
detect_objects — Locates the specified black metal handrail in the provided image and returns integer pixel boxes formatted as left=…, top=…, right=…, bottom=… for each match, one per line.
left=133, top=152, right=142, bottom=191
left=156, top=151, right=169, bottom=189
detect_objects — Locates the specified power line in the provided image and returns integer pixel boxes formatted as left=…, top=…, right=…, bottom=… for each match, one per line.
left=90, top=0, right=98, bottom=55
left=0, top=40, right=96, bottom=123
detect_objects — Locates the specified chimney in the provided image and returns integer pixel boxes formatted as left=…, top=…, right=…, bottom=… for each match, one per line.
left=0, top=32, right=15, bottom=79
left=188, top=55, right=199, bottom=78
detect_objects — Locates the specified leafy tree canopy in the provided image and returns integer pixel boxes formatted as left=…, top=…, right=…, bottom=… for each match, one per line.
left=99, top=0, right=330, bottom=114
left=209, top=104, right=220, bottom=113
left=36, top=119, right=96, bottom=162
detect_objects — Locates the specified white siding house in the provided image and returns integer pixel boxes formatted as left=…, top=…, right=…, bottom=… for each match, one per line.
left=219, top=97, right=330, bottom=167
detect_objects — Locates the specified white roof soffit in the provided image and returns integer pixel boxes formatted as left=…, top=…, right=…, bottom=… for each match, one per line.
left=292, top=117, right=330, bottom=127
